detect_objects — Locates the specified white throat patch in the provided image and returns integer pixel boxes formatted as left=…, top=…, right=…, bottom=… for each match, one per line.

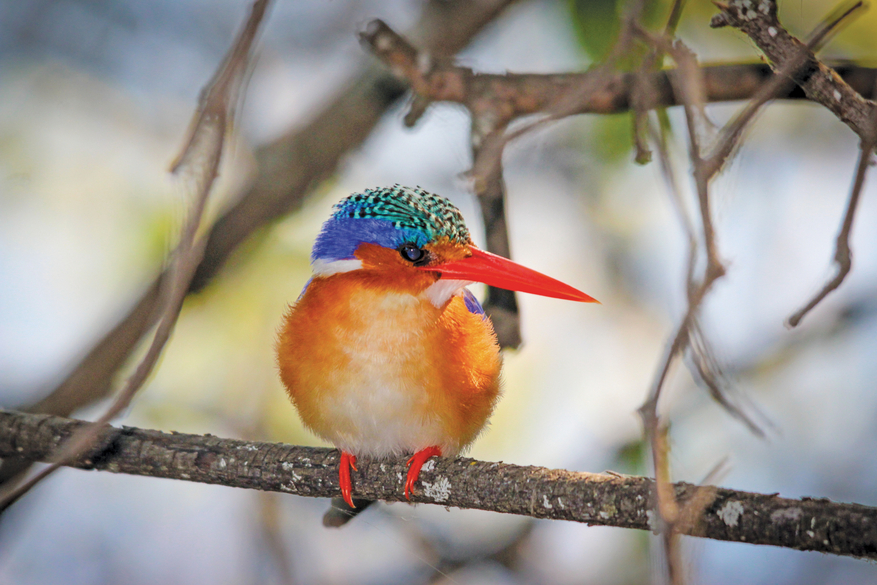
left=425, top=278, right=475, bottom=308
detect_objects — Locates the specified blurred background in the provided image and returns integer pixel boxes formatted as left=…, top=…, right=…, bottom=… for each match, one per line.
left=1, top=0, right=876, bottom=583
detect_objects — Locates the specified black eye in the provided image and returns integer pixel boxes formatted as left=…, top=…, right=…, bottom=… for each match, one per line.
left=399, top=243, right=425, bottom=264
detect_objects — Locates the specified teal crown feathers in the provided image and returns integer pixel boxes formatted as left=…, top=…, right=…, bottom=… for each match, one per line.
left=312, top=185, right=473, bottom=262
left=334, top=185, right=471, bottom=244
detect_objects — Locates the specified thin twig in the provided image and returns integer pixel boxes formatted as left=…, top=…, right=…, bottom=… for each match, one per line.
left=470, top=126, right=523, bottom=348
left=711, top=0, right=873, bottom=140
left=686, top=323, right=772, bottom=435
left=0, top=0, right=522, bottom=496
left=636, top=27, right=731, bottom=585
left=631, top=0, right=688, bottom=164
left=704, top=0, right=868, bottom=178
left=787, top=78, right=877, bottom=326
left=634, top=3, right=868, bottom=576
left=0, top=0, right=270, bottom=512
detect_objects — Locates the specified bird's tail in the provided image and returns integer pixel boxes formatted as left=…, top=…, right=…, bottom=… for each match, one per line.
left=322, top=498, right=375, bottom=527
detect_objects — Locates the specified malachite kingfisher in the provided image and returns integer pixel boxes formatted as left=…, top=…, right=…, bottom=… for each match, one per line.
left=276, top=185, right=597, bottom=524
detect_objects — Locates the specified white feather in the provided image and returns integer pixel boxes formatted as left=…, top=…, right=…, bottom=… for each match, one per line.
left=311, top=258, right=362, bottom=276
left=425, top=279, right=474, bottom=308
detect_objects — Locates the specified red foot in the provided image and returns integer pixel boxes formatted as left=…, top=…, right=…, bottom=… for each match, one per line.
left=338, top=451, right=357, bottom=508
left=404, top=446, right=442, bottom=500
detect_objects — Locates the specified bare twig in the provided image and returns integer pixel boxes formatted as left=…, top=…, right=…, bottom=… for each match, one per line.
left=0, top=0, right=521, bottom=491
left=3, top=410, right=877, bottom=560
left=634, top=25, right=742, bottom=585
left=0, top=0, right=270, bottom=512
left=637, top=28, right=726, bottom=532
left=711, top=0, right=875, bottom=141
left=705, top=0, right=867, bottom=178
left=634, top=2, right=869, bottom=577
left=631, top=0, right=688, bottom=164
left=686, top=323, right=771, bottom=435
left=708, top=0, right=875, bottom=326
left=787, top=79, right=877, bottom=326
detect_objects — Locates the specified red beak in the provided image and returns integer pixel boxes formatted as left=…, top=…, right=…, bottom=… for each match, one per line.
left=419, top=246, right=598, bottom=303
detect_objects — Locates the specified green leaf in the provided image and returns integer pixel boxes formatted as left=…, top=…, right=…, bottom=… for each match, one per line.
left=568, top=0, right=623, bottom=62
left=589, top=112, right=635, bottom=163
left=568, top=0, right=673, bottom=67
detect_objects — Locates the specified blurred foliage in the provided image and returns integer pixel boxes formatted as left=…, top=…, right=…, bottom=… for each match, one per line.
left=567, top=0, right=669, bottom=164
left=588, top=112, right=637, bottom=164
left=613, top=437, right=649, bottom=476
left=567, top=0, right=668, bottom=65
left=568, top=0, right=627, bottom=63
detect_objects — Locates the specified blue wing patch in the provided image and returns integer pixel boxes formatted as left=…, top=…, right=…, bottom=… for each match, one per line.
left=296, top=278, right=312, bottom=301
left=461, top=288, right=487, bottom=318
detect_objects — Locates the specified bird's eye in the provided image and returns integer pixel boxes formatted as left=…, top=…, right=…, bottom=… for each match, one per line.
left=399, top=243, right=425, bottom=264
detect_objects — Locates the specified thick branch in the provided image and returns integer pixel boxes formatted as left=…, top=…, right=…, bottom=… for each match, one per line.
left=711, top=0, right=877, bottom=141
left=362, top=18, right=877, bottom=125
left=2, top=410, right=875, bottom=560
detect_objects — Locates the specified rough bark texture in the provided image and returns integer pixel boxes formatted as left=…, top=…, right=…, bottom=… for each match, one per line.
left=711, top=0, right=877, bottom=141
left=2, top=410, right=874, bottom=560
left=362, top=14, right=877, bottom=121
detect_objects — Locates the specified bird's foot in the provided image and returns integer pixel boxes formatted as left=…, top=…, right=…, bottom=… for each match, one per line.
left=338, top=451, right=358, bottom=508
left=404, top=446, right=442, bottom=500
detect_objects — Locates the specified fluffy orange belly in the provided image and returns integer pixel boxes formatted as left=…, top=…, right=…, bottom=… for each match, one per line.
left=276, top=274, right=502, bottom=458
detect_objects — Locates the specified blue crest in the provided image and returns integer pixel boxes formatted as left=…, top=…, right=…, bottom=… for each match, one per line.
left=312, top=185, right=471, bottom=262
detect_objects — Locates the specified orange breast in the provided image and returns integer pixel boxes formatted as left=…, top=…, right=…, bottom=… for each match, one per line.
left=276, top=271, right=502, bottom=458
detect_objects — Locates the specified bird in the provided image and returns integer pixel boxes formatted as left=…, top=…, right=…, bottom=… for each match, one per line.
left=276, top=185, right=597, bottom=526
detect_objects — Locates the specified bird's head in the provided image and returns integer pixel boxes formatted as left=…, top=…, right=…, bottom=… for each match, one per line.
left=311, top=185, right=597, bottom=306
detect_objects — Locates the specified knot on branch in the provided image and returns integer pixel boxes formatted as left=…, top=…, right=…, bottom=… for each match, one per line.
left=711, top=0, right=778, bottom=29
left=360, top=18, right=470, bottom=127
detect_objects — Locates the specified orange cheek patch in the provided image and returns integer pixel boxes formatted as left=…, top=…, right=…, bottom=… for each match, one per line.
left=353, top=243, right=437, bottom=294
left=354, top=242, right=408, bottom=270
left=424, top=239, right=472, bottom=264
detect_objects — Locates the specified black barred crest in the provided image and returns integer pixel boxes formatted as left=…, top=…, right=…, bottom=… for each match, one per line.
left=333, top=185, right=471, bottom=245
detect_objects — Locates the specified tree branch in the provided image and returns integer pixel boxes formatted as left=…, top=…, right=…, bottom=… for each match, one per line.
left=358, top=17, right=877, bottom=351
left=787, top=89, right=877, bottom=326
left=361, top=17, right=877, bottom=122
left=7, top=0, right=520, bottom=457
left=2, top=410, right=875, bottom=560
left=711, top=0, right=876, bottom=142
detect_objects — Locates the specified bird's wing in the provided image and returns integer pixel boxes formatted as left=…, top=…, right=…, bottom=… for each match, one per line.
left=461, top=288, right=487, bottom=318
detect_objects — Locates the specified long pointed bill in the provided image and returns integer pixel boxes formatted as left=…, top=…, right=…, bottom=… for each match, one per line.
left=419, top=247, right=598, bottom=303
